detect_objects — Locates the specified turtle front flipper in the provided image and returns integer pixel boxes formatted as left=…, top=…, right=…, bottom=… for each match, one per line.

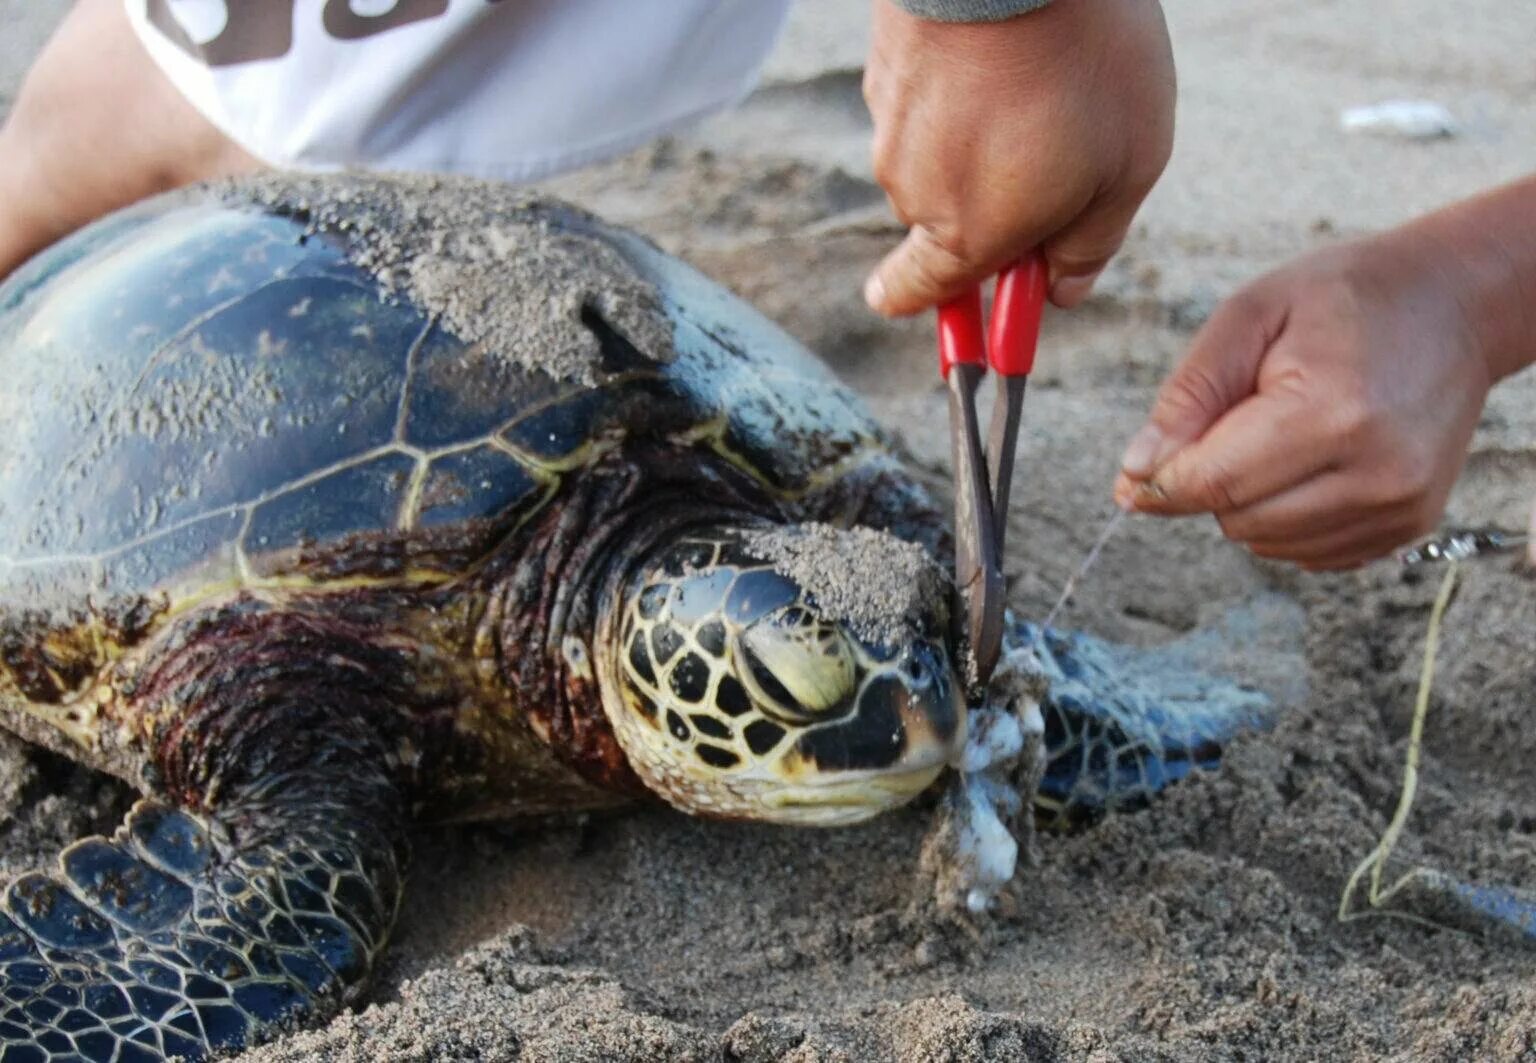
left=1008, top=620, right=1278, bottom=831
left=0, top=609, right=411, bottom=1062
left=0, top=774, right=405, bottom=1062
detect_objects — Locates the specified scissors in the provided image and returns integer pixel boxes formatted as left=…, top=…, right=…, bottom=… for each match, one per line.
left=937, top=252, right=1048, bottom=688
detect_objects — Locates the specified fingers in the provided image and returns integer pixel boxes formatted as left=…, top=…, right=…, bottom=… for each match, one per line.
left=862, top=185, right=1145, bottom=318
left=1043, top=181, right=1159, bottom=310
left=1214, top=472, right=1370, bottom=544
left=1116, top=288, right=1288, bottom=490
left=1111, top=229, right=1495, bottom=572
left=1215, top=471, right=1437, bottom=568
left=1245, top=516, right=1423, bottom=570
left=1123, top=386, right=1338, bottom=516
left=865, top=224, right=991, bottom=318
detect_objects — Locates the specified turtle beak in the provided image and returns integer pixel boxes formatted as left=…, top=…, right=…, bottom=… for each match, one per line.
left=759, top=762, right=947, bottom=824
left=763, top=651, right=965, bottom=826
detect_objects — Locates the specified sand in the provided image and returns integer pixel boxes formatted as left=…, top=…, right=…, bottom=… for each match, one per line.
left=226, top=172, right=678, bottom=386
left=2, top=0, right=1535, bottom=1059
left=745, top=524, right=943, bottom=645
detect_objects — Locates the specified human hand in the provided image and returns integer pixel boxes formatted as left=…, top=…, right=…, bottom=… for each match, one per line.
left=1113, top=234, right=1497, bottom=570
left=861, top=0, right=1175, bottom=317
left=0, top=0, right=259, bottom=279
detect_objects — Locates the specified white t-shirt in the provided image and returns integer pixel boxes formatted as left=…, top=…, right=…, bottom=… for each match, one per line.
left=127, top=0, right=792, bottom=182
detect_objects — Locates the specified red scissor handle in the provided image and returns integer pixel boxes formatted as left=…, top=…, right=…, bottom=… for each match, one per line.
left=935, top=251, right=1048, bottom=379
left=989, top=253, right=1047, bottom=377
left=936, top=287, right=985, bottom=378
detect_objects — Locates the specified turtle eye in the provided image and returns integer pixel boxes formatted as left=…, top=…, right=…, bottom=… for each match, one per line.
left=734, top=607, right=856, bottom=724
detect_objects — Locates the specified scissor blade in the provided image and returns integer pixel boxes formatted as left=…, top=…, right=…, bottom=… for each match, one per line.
left=946, top=364, right=1006, bottom=687
left=985, top=375, right=1026, bottom=554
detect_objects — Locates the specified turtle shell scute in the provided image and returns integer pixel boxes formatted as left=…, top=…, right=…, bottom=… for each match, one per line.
left=0, top=174, right=896, bottom=657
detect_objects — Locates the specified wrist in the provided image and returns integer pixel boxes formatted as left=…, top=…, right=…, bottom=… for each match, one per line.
left=1397, top=176, right=1536, bottom=386
left=874, top=0, right=1171, bottom=93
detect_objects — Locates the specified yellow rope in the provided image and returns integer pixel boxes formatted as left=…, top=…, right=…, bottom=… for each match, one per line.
left=1338, top=561, right=1459, bottom=924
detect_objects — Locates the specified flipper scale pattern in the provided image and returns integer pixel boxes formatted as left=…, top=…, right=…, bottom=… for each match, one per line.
left=0, top=799, right=404, bottom=1062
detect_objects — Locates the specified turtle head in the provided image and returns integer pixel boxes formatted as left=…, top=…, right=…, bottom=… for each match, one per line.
left=599, top=526, right=964, bottom=825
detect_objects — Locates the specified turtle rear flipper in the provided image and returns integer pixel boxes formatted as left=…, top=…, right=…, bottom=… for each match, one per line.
left=0, top=768, right=405, bottom=1061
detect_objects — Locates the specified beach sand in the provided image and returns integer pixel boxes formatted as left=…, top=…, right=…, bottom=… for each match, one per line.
left=1, top=1, right=1533, bottom=1058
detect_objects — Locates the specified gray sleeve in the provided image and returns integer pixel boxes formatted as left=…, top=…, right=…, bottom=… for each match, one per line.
left=888, top=0, right=1052, bottom=22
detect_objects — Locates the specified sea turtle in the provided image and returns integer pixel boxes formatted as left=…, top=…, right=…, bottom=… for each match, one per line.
left=0, top=173, right=1269, bottom=1062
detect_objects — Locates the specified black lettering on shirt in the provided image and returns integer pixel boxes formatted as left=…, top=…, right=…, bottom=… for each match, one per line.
left=324, top=0, right=451, bottom=40
left=144, top=0, right=465, bottom=68
left=146, top=0, right=296, bottom=66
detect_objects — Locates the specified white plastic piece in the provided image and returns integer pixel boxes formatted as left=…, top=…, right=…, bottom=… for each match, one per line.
left=1340, top=101, right=1457, bottom=140
left=956, top=776, right=1018, bottom=912
left=1017, top=695, right=1045, bottom=738
left=934, top=643, right=1048, bottom=912
left=954, top=706, right=1024, bottom=774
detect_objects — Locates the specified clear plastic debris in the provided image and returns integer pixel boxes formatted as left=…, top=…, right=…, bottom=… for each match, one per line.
left=1340, top=100, right=1457, bottom=140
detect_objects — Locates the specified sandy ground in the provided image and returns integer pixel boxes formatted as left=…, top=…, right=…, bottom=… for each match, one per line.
left=2, top=0, right=1535, bottom=1059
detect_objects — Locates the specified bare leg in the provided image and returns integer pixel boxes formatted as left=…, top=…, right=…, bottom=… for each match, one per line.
left=0, top=0, right=260, bottom=278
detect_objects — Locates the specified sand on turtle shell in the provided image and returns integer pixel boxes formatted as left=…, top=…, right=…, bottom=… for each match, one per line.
left=221, top=170, right=678, bottom=386
left=3, top=0, right=1536, bottom=1059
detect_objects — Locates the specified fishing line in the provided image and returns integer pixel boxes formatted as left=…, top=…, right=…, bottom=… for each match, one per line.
left=1041, top=509, right=1128, bottom=630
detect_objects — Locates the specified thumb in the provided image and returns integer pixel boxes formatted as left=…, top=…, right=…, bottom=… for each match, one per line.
left=1118, top=289, right=1283, bottom=484
left=865, top=225, right=988, bottom=318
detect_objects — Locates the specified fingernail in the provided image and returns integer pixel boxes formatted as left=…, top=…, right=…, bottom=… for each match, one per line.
left=863, top=273, right=887, bottom=312
left=1136, top=479, right=1170, bottom=507
left=1052, top=275, right=1094, bottom=307
left=1113, top=479, right=1137, bottom=512
left=1120, top=424, right=1165, bottom=477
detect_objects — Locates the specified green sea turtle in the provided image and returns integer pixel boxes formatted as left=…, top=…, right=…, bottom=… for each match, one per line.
left=0, top=173, right=1270, bottom=1062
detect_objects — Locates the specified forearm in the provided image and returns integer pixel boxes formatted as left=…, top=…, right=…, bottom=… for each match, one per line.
left=888, top=0, right=1052, bottom=24
left=1391, top=174, right=1536, bottom=385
